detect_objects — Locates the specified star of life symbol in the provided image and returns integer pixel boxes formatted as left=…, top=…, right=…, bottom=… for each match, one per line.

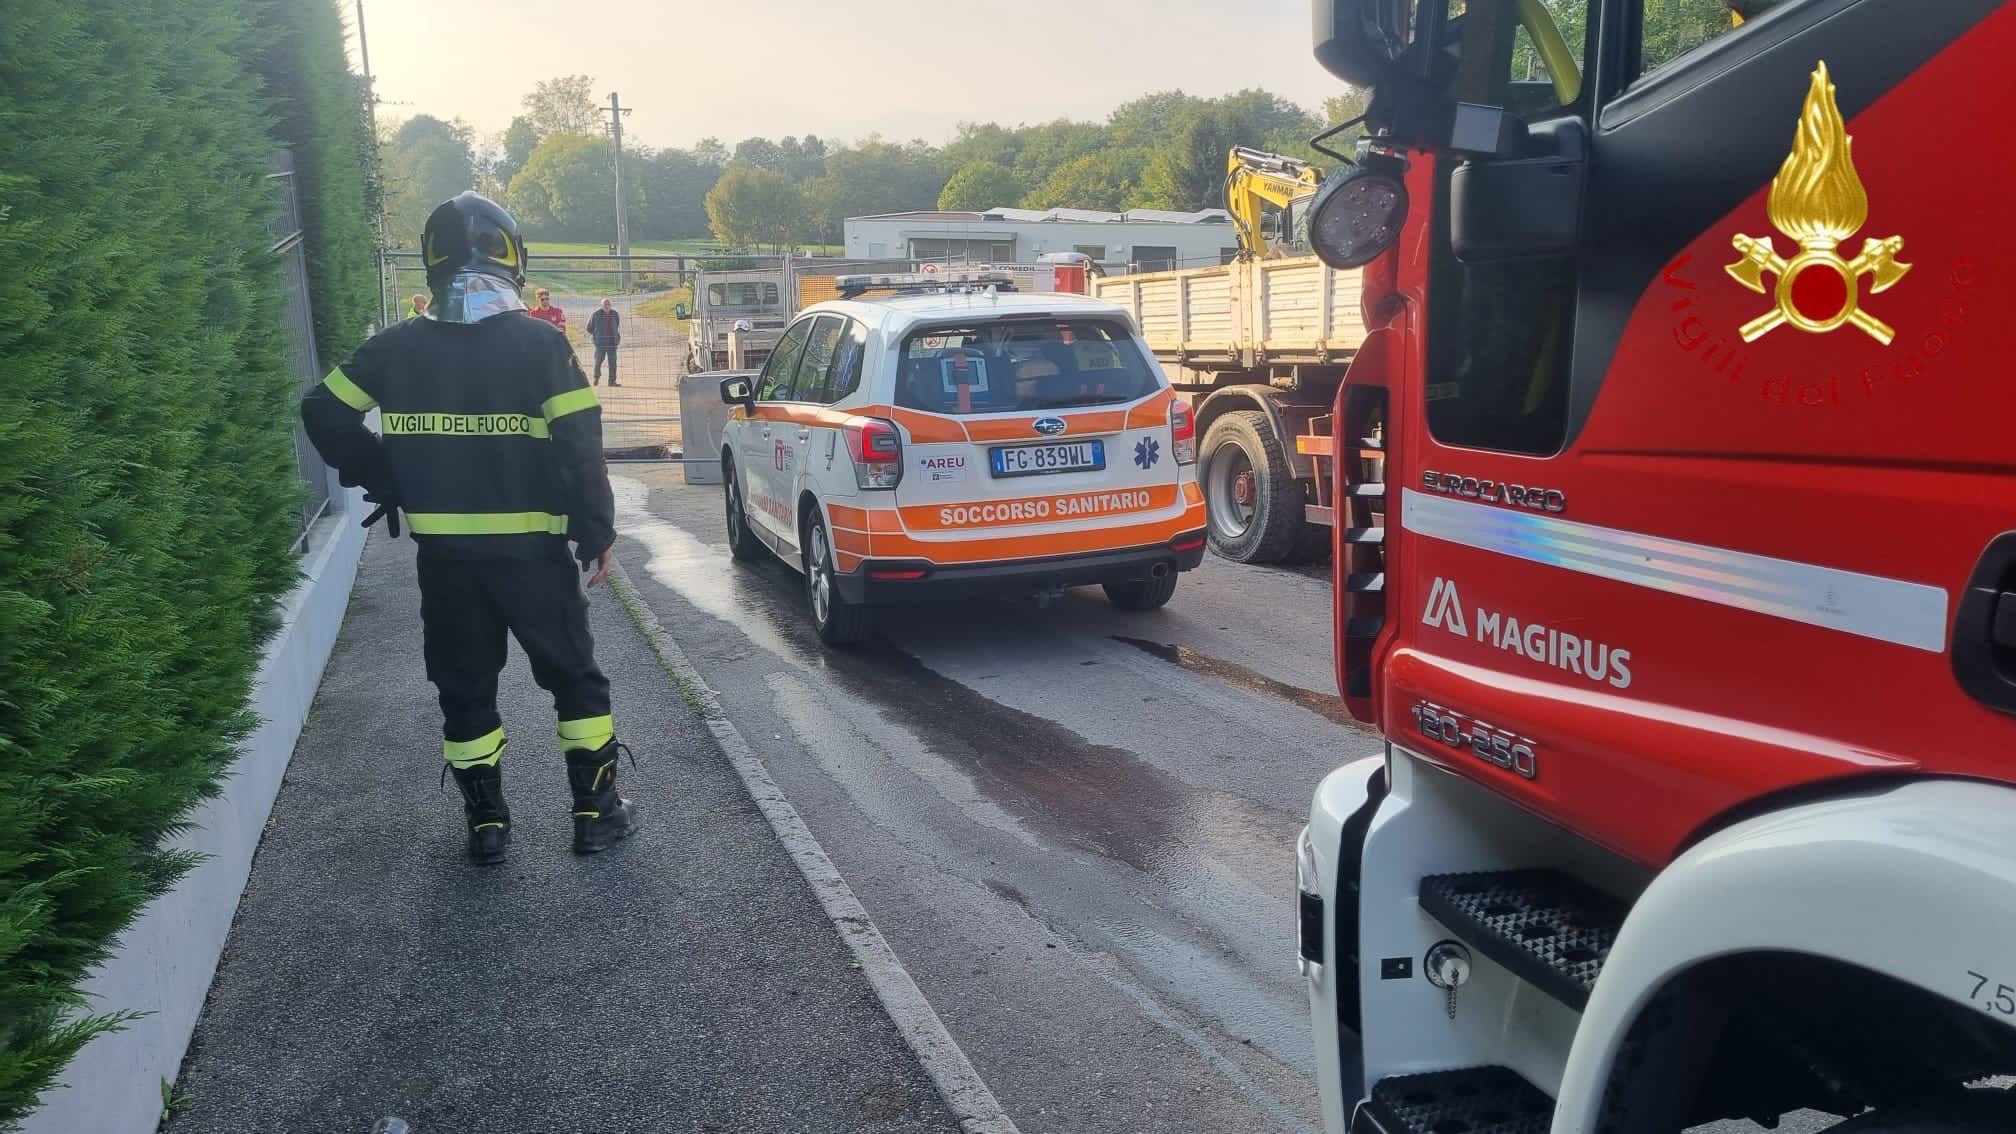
left=1422, top=577, right=1468, bottom=638
left=1726, top=62, right=1910, bottom=345
left=1133, top=436, right=1161, bottom=470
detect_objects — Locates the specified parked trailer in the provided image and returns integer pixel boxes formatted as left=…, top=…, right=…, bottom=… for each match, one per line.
left=1092, top=255, right=1370, bottom=563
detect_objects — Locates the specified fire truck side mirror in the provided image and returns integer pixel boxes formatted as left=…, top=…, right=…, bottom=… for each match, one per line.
left=1450, top=117, right=1588, bottom=264
left=1314, top=0, right=1435, bottom=87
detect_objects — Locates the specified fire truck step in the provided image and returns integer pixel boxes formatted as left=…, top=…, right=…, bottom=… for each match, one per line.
left=1356, top=1066, right=1552, bottom=1134
left=1344, top=572, right=1385, bottom=593
left=1342, top=527, right=1384, bottom=545
left=1418, top=869, right=1625, bottom=1011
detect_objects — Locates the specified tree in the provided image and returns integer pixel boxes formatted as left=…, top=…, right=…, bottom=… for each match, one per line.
left=693, top=136, right=730, bottom=167
left=522, top=74, right=601, bottom=138
left=778, top=135, right=828, bottom=182
left=506, top=132, right=643, bottom=241
left=380, top=115, right=475, bottom=247
left=805, top=140, right=946, bottom=235
left=495, top=115, right=539, bottom=189
left=1109, top=90, right=1200, bottom=147
left=705, top=166, right=806, bottom=249
left=1141, top=105, right=1238, bottom=212
left=732, top=136, right=784, bottom=172
left=938, top=122, right=1021, bottom=176
left=1322, top=88, right=1372, bottom=128
left=638, top=147, right=722, bottom=238
left=1023, top=149, right=1153, bottom=212
left=937, top=161, right=1023, bottom=212
left=1010, top=119, right=1109, bottom=187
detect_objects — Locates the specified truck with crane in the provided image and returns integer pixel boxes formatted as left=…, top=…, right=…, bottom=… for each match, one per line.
left=1291, top=0, right=2016, bottom=1132
left=1091, top=146, right=1372, bottom=564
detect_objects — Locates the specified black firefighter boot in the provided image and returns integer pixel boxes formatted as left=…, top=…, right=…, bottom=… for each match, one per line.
left=565, top=741, right=637, bottom=854
left=448, top=762, right=511, bottom=865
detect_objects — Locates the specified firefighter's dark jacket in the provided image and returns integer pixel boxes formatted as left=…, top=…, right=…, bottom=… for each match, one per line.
left=301, top=313, right=615, bottom=562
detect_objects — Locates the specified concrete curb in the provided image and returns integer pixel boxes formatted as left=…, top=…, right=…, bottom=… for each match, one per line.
left=609, top=560, right=1021, bottom=1134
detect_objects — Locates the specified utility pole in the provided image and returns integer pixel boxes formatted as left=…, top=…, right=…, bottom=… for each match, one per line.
left=604, top=91, right=632, bottom=291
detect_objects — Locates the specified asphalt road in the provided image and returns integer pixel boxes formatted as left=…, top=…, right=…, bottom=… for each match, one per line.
left=612, top=467, right=1383, bottom=1134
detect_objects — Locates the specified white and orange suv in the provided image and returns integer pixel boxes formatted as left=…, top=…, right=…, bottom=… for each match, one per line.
left=717, top=272, right=1208, bottom=644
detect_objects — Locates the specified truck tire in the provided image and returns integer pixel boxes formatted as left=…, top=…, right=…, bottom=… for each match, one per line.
left=1200, top=409, right=1306, bottom=564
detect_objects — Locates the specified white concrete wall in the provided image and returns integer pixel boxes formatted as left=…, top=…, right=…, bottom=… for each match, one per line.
left=23, top=478, right=369, bottom=1134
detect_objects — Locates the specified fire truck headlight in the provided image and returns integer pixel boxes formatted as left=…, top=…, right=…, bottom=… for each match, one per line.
left=1308, top=154, right=1409, bottom=271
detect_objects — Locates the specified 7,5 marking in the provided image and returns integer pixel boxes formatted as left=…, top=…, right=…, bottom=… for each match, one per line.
left=1965, top=971, right=2016, bottom=1016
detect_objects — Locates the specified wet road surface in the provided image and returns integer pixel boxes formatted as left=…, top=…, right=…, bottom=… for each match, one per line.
left=612, top=467, right=1379, bottom=1134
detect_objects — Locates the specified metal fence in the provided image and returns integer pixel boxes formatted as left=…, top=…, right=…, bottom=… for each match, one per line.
left=381, top=251, right=712, bottom=460
left=268, top=153, right=334, bottom=552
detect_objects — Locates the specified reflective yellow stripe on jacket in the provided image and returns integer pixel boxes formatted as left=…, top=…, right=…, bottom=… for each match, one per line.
left=404, top=512, right=570, bottom=536
left=542, top=386, right=599, bottom=421
left=322, top=367, right=377, bottom=411
left=382, top=412, right=550, bottom=438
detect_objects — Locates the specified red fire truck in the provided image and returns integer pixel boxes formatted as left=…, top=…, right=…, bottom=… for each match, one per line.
left=1293, top=1, right=2016, bottom=1132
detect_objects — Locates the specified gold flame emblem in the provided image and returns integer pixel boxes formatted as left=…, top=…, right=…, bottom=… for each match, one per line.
left=1726, top=62, right=1910, bottom=344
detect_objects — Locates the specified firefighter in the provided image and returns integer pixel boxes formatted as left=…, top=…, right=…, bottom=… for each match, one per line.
left=300, top=191, right=637, bottom=864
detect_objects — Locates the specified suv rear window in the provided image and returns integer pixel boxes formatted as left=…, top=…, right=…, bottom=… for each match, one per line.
left=895, top=318, right=1159, bottom=415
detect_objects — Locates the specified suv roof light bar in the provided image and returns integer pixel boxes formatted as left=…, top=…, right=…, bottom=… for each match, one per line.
left=836, top=270, right=1020, bottom=299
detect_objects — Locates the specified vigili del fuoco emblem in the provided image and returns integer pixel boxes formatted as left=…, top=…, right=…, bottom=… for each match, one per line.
left=1726, top=61, right=1911, bottom=345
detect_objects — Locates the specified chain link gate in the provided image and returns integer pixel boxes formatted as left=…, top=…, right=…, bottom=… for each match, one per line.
left=380, top=251, right=700, bottom=461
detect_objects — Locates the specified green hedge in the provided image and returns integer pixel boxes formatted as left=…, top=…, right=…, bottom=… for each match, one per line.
left=254, top=0, right=382, bottom=361
left=0, top=0, right=372, bottom=1124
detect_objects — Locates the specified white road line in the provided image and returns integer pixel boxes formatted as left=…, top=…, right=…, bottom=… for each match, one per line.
left=609, top=560, right=1022, bottom=1134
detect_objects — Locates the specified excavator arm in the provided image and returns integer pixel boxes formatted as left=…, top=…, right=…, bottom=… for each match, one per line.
left=1226, top=146, right=1325, bottom=259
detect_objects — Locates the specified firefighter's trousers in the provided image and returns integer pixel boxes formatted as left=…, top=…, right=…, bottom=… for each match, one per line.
left=416, top=544, right=613, bottom=767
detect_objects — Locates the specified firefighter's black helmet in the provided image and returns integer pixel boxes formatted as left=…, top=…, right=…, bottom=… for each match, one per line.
left=421, top=191, right=528, bottom=289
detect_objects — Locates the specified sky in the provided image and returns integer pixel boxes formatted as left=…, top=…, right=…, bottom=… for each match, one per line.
left=348, top=0, right=1351, bottom=150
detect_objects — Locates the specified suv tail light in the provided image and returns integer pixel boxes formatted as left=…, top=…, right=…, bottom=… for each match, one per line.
left=1170, top=398, right=1197, bottom=465
left=845, top=417, right=903, bottom=489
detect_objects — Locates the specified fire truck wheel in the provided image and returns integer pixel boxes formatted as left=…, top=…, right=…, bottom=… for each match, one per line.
left=1826, top=1088, right=2016, bottom=1132
left=722, top=456, right=762, bottom=563
left=1103, top=572, right=1178, bottom=612
left=803, top=510, right=871, bottom=646
left=1200, top=410, right=1306, bottom=565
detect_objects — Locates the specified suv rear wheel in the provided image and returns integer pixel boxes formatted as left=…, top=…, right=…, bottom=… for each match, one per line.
left=723, top=455, right=762, bottom=563
left=1104, top=572, right=1178, bottom=611
left=803, top=510, right=871, bottom=645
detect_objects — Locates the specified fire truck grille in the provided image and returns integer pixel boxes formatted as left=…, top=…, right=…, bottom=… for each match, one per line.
left=1419, top=869, right=1625, bottom=1010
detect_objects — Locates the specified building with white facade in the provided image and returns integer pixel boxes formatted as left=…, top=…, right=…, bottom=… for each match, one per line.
left=842, top=206, right=1238, bottom=275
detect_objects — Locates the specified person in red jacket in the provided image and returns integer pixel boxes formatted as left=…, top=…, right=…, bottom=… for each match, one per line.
left=527, top=287, right=566, bottom=333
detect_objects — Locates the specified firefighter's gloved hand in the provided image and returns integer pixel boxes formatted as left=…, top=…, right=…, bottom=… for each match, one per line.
left=360, top=488, right=402, bottom=539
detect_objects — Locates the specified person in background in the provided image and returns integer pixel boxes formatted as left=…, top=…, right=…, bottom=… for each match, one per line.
left=299, top=191, right=636, bottom=865
left=586, top=298, right=621, bottom=387
left=527, top=287, right=566, bottom=333
left=409, top=293, right=429, bottom=319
